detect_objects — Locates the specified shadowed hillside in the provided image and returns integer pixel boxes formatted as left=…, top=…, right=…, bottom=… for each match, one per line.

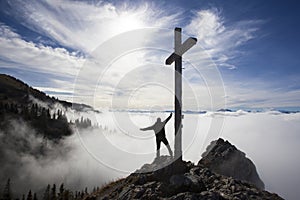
left=0, top=74, right=93, bottom=111
left=0, top=74, right=98, bottom=139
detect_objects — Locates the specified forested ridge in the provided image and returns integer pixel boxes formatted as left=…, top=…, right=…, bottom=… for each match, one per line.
left=0, top=74, right=100, bottom=200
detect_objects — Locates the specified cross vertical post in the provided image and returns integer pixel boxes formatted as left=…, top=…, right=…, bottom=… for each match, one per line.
left=165, top=27, right=197, bottom=161
left=174, top=27, right=182, bottom=160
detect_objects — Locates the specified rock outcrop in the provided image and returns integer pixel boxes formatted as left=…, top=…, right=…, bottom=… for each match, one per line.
left=199, top=138, right=265, bottom=189
left=86, top=139, right=283, bottom=200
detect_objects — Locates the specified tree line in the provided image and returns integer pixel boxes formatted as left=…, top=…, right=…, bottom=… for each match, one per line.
left=0, top=102, right=96, bottom=139
left=0, top=179, right=100, bottom=200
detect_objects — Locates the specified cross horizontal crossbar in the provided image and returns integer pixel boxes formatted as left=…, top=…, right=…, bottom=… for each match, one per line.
left=165, top=53, right=178, bottom=65
left=165, top=37, right=197, bottom=65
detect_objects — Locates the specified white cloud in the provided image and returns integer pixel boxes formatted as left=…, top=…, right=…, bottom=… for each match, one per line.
left=9, top=0, right=180, bottom=53
left=0, top=23, right=84, bottom=76
left=1, top=1, right=183, bottom=108
left=185, top=9, right=262, bottom=69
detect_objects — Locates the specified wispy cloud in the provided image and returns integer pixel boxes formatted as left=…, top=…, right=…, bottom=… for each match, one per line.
left=7, top=0, right=180, bottom=53
left=1, top=0, right=182, bottom=104
left=185, top=9, right=262, bottom=69
left=0, top=22, right=83, bottom=75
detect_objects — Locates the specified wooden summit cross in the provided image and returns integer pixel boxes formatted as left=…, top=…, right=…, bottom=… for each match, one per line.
left=165, top=27, right=197, bottom=161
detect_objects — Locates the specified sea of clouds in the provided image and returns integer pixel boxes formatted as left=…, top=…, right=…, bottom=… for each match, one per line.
left=1, top=110, right=299, bottom=200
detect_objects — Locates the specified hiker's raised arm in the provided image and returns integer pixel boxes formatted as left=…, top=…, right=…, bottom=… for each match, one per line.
left=164, top=113, right=172, bottom=124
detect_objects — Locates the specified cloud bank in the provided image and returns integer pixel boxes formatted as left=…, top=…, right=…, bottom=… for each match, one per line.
left=2, top=110, right=299, bottom=199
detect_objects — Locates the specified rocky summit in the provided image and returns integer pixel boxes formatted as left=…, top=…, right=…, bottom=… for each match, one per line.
left=86, top=139, right=283, bottom=200
left=199, top=138, right=265, bottom=190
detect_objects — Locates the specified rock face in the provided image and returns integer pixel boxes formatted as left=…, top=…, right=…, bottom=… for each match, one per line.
left=86, top=139, right=283, bottom=200
left=199, top=138, right=265, bottom=189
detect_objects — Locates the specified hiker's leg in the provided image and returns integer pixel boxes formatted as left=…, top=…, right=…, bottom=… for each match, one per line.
left=167, top=144, right=173, bottom=157
left=162, top=137, right=173, bottom=157
left=156, top=138, right=161, bottom=158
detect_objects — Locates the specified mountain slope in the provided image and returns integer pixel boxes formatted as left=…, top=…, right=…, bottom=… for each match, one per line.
left=0, top=74, right=93, bottom=111
left=0, top=74, right=96, bottom=140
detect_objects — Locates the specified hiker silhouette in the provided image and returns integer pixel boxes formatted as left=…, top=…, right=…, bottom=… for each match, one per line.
left=140, top=113, right=173, bottom=158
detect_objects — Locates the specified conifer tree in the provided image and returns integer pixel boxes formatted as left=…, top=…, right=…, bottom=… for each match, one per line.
left=50, top=184, right=56, bottom=200
left=26, top=190, right=32, bottom=200
left=2, top=179, right=12, bottom=200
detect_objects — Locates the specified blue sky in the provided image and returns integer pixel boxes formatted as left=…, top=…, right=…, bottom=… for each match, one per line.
left=0, top=0, right=299, bottom=110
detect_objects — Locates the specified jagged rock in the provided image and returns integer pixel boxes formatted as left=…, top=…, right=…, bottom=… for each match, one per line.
left=198, top=138, right=265, bottom=189
left=169, top=173, right=206, bottom=193
left=87, top=139, right=283, bottom=200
